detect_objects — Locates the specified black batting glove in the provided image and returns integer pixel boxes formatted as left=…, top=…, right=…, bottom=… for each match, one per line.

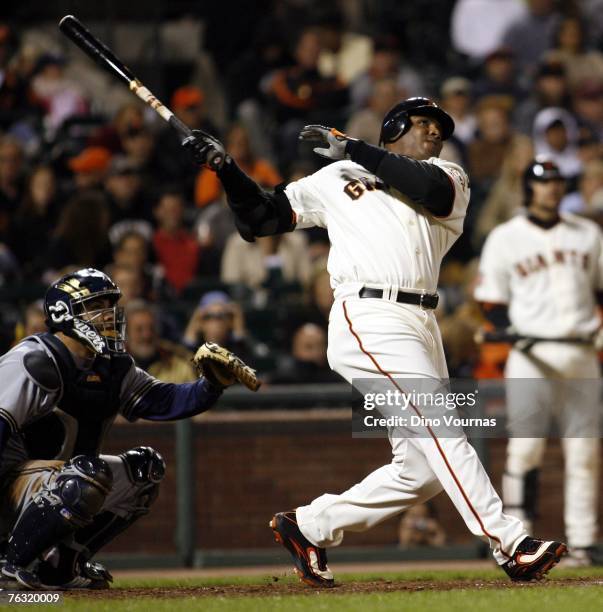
left=182, top=129, right=227, bottom=171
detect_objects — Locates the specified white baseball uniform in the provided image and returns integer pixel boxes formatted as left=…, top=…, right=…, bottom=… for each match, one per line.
left=475, top=213, right=602, bottom=548
left=284, top=157, right=526, bottom=564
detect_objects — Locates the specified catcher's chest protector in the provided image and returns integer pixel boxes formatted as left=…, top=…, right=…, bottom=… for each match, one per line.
left=21, top=333, right=132, bottom=458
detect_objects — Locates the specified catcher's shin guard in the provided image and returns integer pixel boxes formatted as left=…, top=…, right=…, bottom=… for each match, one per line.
left=4, top=456, right=112, bottom=573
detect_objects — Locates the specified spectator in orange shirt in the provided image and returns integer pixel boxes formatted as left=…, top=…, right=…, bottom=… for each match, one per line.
left=194, top=123, right=282, bottom=208
left=152, top=189, right=200, bottom=294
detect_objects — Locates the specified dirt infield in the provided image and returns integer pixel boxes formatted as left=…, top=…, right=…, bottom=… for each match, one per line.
left=66, top=577, right=603, bottom=600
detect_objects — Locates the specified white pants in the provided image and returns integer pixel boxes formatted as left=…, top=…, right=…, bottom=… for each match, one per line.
left=504, top=345, right=601, bottom=548
left=297, top=292, right=527, bottom=564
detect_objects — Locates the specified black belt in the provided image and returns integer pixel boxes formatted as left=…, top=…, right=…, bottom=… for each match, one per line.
left=359, top=287, right=439, bottom=309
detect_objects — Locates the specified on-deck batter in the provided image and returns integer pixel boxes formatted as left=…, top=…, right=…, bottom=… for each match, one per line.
left=184, top=97, right=568, bottom=584
left=475, top=159, right=602, bottom=567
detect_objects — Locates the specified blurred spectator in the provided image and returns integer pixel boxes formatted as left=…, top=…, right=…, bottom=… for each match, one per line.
left=120, top=125, right=159, bottom=188
left=110, top=264, right=148, bottom=306
left=266, top=28, right=348, bottom=124
left=265, top=27, right=348, bottom=166
left=467, top=96, right=520, bottom=188
left=473, top=48, right=525, bottom=102
left=398, top=503, right=446, bottom=548
left=194, top=195, right=236, bottom=277
left=67, top=146, right=111, bottom=191
left=88, top=102, right=144, bottom=154
left=268, top=323, right=340, bottom=384
left=10, top=165, right=59, bottom=279
left=501, top=0, right=560, bottom=75
left=155, top=85, right=220, bottom=195
left=125, top=300, right=196, bottom=383
left=45, top=191, right=112, bottom=276
left=152, top=190, right=200, bottom=295
left=0, top=136, right=25, bottom=242
left=475, top=137, right=534, bottom=246
left=532, top=107, right=581, bottom=180
left=305, top=259, right=333, bottom=328
left=30, top=54, right=87, bottom=138
left=545, top=15, right=603, bottom=91
left=111, top=230, right=156, bottom=283
left=0, top=23, right=42, bottom=130
left=314, top=11, right=372, bottom=84
left=13, top=300, right=46, bottom=345
left=195, top=124, right=281, bottom=208
left=221, top=232, right=311, bottom=294
left=572, top=79, right=603, bottom=140
left=349, top=37, right=424, bottom=112
left=514, top=60, right=570, bottom=135
left=439, top=313, right=480, bottom=378
left=439, top=77, right=476, bottom=145
left=182, top=291, right=250, bottom=360
left=345, top=78, right=400, bottom=144
left=561, top=159, right=603, bottom=216
left=104, top=155, right=153, bottom=225
left=451, top=0, right=527, bottom=61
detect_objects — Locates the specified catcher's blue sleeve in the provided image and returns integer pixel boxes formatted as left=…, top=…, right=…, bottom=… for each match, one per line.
left=120, top=367, right=222, bottom=422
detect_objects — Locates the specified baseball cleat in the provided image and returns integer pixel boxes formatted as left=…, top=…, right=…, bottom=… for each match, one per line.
left=503, top=537, right=567, bottom=581
left=270, top=510, right=334, bottom=588
left=1, top=563, right=43, bottom=590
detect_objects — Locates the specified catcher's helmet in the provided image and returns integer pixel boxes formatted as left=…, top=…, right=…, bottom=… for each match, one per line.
left=523, top=158, right=564, bottom=204
left=44, top=268, right=125, bottom=355
left=379, top=97, right=455, bottom=145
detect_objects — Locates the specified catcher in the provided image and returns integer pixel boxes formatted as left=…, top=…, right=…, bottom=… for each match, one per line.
left=0, top=268, right=259, bottom=590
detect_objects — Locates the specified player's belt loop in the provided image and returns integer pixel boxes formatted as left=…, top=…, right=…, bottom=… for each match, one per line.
left=358, top=287, right=439, bottom=309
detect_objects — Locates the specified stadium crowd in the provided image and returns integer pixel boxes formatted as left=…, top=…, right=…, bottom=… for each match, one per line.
left=1, top=0, right=603, bottom=382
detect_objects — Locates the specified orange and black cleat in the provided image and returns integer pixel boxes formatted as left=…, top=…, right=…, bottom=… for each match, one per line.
left=269, top=510, right=334, bottom=588
left=503, top=537, right=567, bottom=581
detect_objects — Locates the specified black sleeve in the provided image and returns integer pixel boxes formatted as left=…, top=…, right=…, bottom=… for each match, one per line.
left=345, top=140, right=455, bottom=217
left=479, top=302, right=511, bottom=329
left=216, top=159, right=296, bottom=241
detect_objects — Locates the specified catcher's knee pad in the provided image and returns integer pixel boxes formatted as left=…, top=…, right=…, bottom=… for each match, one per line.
left=120, top=447, right=165, bottom=517
left=50, top=456, right=114, bottom=522
left=120, top=446, right=166, bottom=485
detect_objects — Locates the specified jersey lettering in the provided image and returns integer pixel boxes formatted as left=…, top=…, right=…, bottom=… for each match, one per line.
left=343, top=177, right=386, bottom=201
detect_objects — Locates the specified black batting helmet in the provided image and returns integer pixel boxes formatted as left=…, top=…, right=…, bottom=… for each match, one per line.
left=523, top=158, right=564, bottom=204
left=379, top=97, right=455, bottom=146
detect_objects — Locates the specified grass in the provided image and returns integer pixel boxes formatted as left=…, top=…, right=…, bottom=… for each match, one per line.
left=10, top=567, right=603, bottom=612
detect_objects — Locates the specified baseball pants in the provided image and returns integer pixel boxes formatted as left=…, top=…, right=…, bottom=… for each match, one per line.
left=504, top=345, right=601, bottom=548
left=296, top=290, right=527, bottom=564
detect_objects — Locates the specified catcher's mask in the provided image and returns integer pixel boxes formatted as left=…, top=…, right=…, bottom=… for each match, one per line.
left=44, top=268, right=125, bottom=356
left=523, top=158, right=564, bottom=205
left=379, top=97, right=455, bottom=146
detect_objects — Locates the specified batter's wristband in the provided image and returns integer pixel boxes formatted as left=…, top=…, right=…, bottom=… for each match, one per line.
left=345, top=140, right=387, bottom=174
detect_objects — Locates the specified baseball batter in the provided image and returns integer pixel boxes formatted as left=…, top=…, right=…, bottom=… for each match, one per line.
left=185, top=97, right=567, bottom=584
left=475, top=159, right=602, bottom=567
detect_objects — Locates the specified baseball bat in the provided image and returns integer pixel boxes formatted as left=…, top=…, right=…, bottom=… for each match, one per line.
left=58, top=14, right=223, bottom=170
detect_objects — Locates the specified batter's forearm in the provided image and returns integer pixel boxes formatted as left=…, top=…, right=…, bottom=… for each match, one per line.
left=217, top=159, right=296, bottom=240
left=345, top=140, right=454, bottom=216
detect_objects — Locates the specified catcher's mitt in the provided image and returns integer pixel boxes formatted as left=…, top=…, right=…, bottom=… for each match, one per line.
left=192, top=342, right=261, bottom=391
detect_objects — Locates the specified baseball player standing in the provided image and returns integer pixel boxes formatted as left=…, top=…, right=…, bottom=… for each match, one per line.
left=0, top=268, right=259, bottom=590
left=475, top=159, right=602, bottom=567
left=185, top=97, right=567, bottom=584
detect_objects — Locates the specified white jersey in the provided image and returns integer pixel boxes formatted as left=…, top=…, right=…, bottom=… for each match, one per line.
left=284, top=158, right=470, bottom=293
left=475, top=213, right=603, bottom=337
